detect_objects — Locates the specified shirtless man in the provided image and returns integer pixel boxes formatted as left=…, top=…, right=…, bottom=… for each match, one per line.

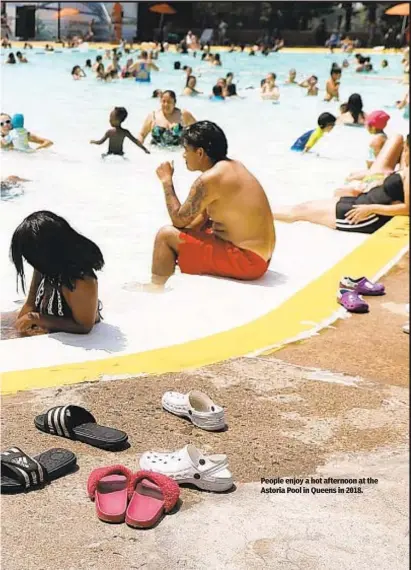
left=134, top=121, right=275, bottom=291
left=324, top=68, right=341, bottom=101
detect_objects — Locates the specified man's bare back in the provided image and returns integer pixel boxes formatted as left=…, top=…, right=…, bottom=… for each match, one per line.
left=199, top=159, right=275, bottom=261
left=130, top=120, right=275, bottom=291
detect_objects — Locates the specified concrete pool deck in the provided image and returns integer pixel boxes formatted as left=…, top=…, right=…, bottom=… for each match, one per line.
left=1, top=253, right=408, bottom=570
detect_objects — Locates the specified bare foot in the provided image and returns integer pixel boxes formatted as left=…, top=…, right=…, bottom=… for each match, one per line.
left=123, top=281, right=166, bottom=293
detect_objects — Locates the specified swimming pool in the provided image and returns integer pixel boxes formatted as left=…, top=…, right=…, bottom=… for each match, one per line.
left=1, top=48, right=409, bottom=379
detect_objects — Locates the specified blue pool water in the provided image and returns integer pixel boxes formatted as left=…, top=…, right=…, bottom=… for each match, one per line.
left=0, top=47, right=408, bottom=331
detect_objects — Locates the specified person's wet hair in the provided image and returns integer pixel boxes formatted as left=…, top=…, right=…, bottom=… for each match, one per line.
left=318, top=112, right=336, bottom=129
left=141, top=50, right=148, bottom=58
left=7, top=53, right=16, bottom=63
left=312, top=75, right=318, bottom=81
left=186, top=75, right=196, bottom=87
left=227, top=84, right=237, bottom=96
left=174, top=61, right=181, bottom=70
left=11, top=211, right=104, bottom=293
left=346, top=93, right=364, bottom=123
left=214, top=53, right=221, bottom=62
left=96, top=55, right=102, bottom=62
left=152, top=89, right=162, bottom=98
left=16, top=51, right=22, bottom=57
left=113, top=107, right=127, bottom=123
left=85, top=59, right=92, bottom=67
left=162, top=90, right=177, bottom=102
left=71, top=65, right=80, bottom=74
left=212, top=85, right=223, bottom=97
left=331, top=66, right=341, bottom=75
left=182, top=121, right=228, bottom=163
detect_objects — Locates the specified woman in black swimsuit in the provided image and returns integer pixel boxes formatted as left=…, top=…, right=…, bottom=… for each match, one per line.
left=271, top=134, right=409, bottom=234
left=6, top=211, right=104, bottom=337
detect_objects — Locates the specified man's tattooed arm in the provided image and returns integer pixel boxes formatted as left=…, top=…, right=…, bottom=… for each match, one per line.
left=162, top=177, right=208, bottom=228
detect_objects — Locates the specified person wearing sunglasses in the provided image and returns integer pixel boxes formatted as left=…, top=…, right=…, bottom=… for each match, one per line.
left=1, top=112, right=53, bottom=151
left=1, top=113, right=13, bottom=149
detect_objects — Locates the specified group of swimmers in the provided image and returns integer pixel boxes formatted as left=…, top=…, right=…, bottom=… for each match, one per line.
left=1, top=43, right=409, bottom=340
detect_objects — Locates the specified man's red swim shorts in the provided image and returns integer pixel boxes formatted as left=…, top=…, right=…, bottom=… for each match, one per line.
left=177, top=229, right=269, bottom=280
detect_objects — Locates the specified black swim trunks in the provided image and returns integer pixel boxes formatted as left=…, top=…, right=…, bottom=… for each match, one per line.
left=335, top=197, right=390, bottom=234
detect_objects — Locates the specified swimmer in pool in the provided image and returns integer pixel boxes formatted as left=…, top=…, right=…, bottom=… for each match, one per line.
left=291, top=112, right=336, bottom=153
left=299, top=75, right=319, bottom=96
left=4, top=114, right=33, bottom=152
left=365, top=110, right=390, bottom=169
left=90, top=107, right=150, bottom=157
left=324, top=67, right=341, bottom=101
left=285, top=69, right=297, bottom=84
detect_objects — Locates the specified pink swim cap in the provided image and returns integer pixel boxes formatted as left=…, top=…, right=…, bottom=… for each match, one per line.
left=366, top=110, right=390, bottom=130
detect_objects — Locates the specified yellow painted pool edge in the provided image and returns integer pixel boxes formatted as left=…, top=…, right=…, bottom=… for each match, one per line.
left=1, top=217, right=408, bottom=395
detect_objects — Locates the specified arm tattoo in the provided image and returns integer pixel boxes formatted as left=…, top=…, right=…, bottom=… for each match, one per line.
left=163, top=178, right=207, bottom=227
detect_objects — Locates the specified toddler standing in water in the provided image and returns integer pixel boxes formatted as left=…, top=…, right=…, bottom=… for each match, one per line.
left=90, top=107, right=150, bottom=157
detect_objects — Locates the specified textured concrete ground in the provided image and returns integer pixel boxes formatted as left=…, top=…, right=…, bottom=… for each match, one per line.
left=1, top=255, right=409, bottom=570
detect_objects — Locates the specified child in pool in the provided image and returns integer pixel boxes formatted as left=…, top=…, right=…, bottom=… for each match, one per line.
left=291, top=112, right=336, bottom=153
left=285, top=69, right=297, bottom=84
left=324, top=68, right=341, bottom=101
left=210, top=85, right=225, bottom=101
left=90, top=107, right=150, bottom=157
left=365, top=110, right=390, bottom=169
left=299, top=75, right=318, bottom=96
left=4, top=114, right=33, bottom=152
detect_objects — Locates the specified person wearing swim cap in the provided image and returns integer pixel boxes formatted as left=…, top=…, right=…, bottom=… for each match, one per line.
left=365, top=110, right=390, bottom=168
left=4, top=114, right=32, bottom=152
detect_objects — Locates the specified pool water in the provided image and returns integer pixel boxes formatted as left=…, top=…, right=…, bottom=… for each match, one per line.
left=0, top=48, right=408, bottom=369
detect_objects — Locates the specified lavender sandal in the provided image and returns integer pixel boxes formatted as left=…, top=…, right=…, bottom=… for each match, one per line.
left=338, top=290, right=369, bottom=313
left=340, top=277, right=385, bottom=296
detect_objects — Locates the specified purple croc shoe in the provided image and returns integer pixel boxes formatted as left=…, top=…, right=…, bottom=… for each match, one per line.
left=339, top=276, right=385, bottom=296
left=338, top=289, right=369, bottom=313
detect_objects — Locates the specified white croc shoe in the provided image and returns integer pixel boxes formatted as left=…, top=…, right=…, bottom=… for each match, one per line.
left=161, top=390, right=225, bottom=431
left=139, top=444, right=234, bottom=492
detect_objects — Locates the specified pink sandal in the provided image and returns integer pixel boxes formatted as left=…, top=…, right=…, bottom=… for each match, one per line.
left=125, top=470, right=180, bottom=529
left=87, top=465, right=132, bottom=523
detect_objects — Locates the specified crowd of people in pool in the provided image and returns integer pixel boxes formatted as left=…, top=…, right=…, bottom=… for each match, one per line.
left=1, top=41, right=409, bottom=338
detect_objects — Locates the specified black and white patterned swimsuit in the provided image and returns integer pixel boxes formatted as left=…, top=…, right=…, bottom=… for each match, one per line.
left=35, top=276, right=103, bottom=320
left=35, top=277, right=72, bottom=317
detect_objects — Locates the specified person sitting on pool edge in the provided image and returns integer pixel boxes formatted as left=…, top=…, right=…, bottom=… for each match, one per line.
left=6, top=211, right=104, bottom=336
left=130, top=121, right=275, bottom=292
left=272, top=134, right=409, bottom=235
left=291, top=112, right=336, bottom=153
left=90, top=107, right=150, bottom=157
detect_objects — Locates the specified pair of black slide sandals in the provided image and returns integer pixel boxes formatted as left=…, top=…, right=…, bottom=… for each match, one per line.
left=1, top=405, right=128, bottom=494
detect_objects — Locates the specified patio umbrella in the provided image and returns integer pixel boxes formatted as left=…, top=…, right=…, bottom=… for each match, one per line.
left=52, top=7, right=80, bottom=19
left=149, top=3, right=176, bottom=30
left=385, top=3, right=409, bottom=16
left=53, top=4, right=80, bottom=40
left=385, top=3, right=409, bottom=40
